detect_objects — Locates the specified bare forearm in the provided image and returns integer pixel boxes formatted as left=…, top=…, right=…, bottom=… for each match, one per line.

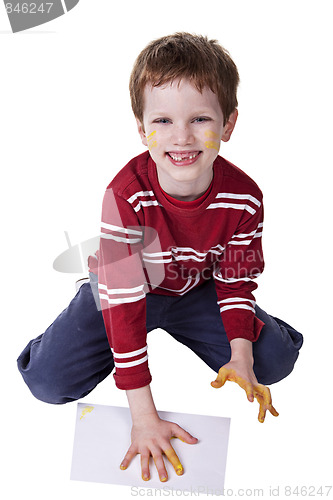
left=126, top=384, right=158, bottom=424
left=230, top=338, right=254, bottom=363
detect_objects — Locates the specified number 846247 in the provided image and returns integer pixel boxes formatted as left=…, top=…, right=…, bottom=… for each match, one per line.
left=5, top=3, right=54, bottom=14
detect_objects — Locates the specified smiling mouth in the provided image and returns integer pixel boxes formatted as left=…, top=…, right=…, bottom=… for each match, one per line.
left=167, top=151, right=201, bottom=162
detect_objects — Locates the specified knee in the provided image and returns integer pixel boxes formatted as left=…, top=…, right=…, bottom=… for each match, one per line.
left=254, top=349, right=300, bottom=385
left=21, top=376, right=75, bottom=405
left=17, top=366, right=70, bottom=405
left=253, top=314, right=304, bottom=385
left=17, top=340, right=79, bottom=404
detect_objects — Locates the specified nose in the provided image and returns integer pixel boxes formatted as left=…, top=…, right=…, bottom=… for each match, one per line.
left=172, top=124, right=194, bottom=146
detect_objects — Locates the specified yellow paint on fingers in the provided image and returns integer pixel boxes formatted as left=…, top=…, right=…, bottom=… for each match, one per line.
left=171, top=436, right=185, bottom=443
left=164, top=447, right=184, bottom=475
left=212, top=367, right=279, bottom=422
left=152, top=456, right=168, bottom=482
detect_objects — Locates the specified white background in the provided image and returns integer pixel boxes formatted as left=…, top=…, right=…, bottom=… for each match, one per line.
left=1, top=1, right=332, bottom=498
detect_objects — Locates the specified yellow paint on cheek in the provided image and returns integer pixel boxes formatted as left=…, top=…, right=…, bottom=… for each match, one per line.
left=147, top=130, right=157, bottom=149
left=147, top=130, right=156, bottom=140
left=205, top=130, right=219, bottom=139
left=80, top=405, right=94, bottom=420
left=204, top=140, right=219, bottom=151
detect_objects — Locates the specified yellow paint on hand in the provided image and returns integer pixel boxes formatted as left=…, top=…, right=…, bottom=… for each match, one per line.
left=211, top=367, right=279, bottom=423
left=164, top=447, right=183, bottom=475
left=153, top=456, right=168, bottom=482
left=171, top=436, right=185, bottom=443
left=204, top=130, right=219, bottom=139
left=204, top=140, right=219, bottom=151
left=80, top=405, right=94, bottom=420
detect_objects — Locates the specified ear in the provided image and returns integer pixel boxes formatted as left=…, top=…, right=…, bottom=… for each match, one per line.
left=221, top=109, right=238, bottom=143
left=136, top=118, right=148, bottom=147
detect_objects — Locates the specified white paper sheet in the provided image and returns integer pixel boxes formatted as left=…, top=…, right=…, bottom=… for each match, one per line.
left=70, top=403, right=230, bottom=494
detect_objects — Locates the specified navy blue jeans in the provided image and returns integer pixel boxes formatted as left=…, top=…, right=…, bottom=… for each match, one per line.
left=17, top=275, right=303, bottom=404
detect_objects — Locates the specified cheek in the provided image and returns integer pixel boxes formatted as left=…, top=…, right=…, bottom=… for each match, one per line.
left=204, top=140, right=220, bottom=151
left=147, top=130, right=157, bottom=150
left=204, top=130, right=219, bottom=140
left=204, top=130, right=220, bottom=151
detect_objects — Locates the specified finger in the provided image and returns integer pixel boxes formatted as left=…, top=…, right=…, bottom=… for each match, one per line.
left=244, top=383, right=254, bottom=402
left=120, top=446, right=137, bottom=470
left=171, top=422, right=198, bottom=444
left=232, top=376, right=254, bottom=402
left=211, top=366, right=230, bottom=388
left=152, top=452, right=168, bottom=482
left=216, top=369, right=255, bottom=402
left=140, top=453, right=150, bottom=481
left=254, top=384, right=272, bottom=405
left=164, top=446, right=184, bottom=476
left=255, top=386, right=278, bottom=416
left=252, top=385, right=269, bottom=423
left=269, top=405, right=279, bottom=417
left=258, top=402, right=279, bottom=422
left=253, top=385, right=279, bottom=421
left=253, top=385, right=270, bottom=409
left=258, top=403, right=267, bottom=423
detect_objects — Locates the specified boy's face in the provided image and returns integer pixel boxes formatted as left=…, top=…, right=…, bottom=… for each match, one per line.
left=136, top=78, right=237, bottom=198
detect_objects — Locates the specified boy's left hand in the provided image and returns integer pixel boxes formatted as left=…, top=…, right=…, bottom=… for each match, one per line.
left=211, top=361, right=279, bottom=423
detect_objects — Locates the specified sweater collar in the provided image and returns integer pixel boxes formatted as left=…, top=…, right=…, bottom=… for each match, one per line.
left=148, top=154, right=224, bottom=217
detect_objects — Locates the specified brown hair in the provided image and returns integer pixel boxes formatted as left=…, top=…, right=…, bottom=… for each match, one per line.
left=129, top=32, right=239, bottom=127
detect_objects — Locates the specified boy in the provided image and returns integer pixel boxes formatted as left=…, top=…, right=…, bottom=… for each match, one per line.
left=17, top=33, right=303, bottom=483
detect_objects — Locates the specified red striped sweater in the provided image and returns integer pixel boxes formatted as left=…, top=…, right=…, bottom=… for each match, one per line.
left=89, top=150, right=265, bottom=390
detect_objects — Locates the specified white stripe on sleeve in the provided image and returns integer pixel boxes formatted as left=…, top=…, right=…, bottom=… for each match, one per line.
left=111, top=345, right=147, bottom=359
left=219, top=304, right=256, bottom=314
left=114, top=355, right=148, bottom=368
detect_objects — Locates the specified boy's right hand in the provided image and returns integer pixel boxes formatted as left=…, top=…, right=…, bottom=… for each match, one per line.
left=119, top=413, right=198, bottom=482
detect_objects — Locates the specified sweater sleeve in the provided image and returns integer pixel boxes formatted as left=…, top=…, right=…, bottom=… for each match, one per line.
left=213, top=192, right=265, bottom=343
left=97, top=186, right=152, bottom=390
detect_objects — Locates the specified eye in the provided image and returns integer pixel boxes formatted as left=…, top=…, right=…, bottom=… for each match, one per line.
left=154, top=118, right=171, bottom=124
left=193, top=117, right=211, bottom=123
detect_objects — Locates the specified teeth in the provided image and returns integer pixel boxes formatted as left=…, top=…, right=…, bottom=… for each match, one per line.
left=169, top=152, right=199, bottom=161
